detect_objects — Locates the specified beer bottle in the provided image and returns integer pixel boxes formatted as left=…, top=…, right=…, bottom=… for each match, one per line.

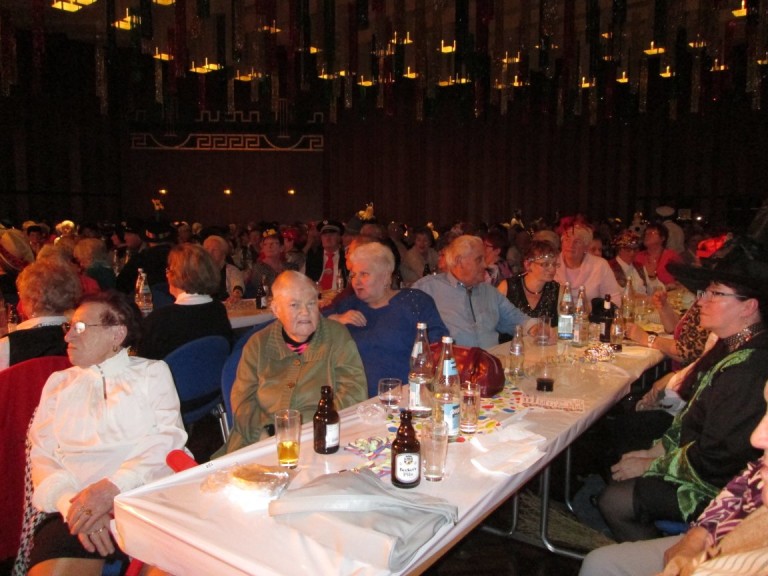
left=599, top=294, right=613, bottom=343
left=313, top=385, right=340, bottom=454
left=255, top=275, right=268, bottom=309
left=391, top=409, right=421, bottom=489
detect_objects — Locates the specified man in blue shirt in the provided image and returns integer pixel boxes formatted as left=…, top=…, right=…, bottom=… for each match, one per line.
left=413, top=235, right=531, bottom=349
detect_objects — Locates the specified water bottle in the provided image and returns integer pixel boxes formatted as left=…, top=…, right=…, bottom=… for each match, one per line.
left=433, top=336, right=461, bottom=441
left=557, top=281, right=574, bottom=340
left=621, top=277, right=635, bottom=323
left=572, top=285, right=587, bottom=346
left=134, top=268, right=153, bottom=317
left=407, top=322, right=434, bottom=418
left=506, top=325, right=525, bottom=380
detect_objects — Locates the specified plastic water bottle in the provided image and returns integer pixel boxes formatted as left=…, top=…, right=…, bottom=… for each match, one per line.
left=433, top=336, right=460, bottom=441
left=135, top=268, right=153, bottom=317
left=408, top=322, right=434, bottom=418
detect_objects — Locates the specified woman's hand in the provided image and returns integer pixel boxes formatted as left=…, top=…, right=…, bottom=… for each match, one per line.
left=624, top=322, right=648, bottom=344
left=610, top=450, right=655, bottom=482
left=328, top=310, right=367, bottom=327
left=67, top=478, right=120, bottom=536
left=76, top=512, right=115, bottom=556
left=652, top=289, right=668, bottom=310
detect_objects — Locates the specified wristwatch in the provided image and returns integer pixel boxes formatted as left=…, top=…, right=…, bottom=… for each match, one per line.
left=647, top=334, right=657, bottom=348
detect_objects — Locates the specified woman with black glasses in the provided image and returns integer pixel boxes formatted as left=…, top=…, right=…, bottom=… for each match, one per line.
left=597, top=232, right=768, bottom=543
left=500, top=240, right=561, bottom=327
left=22, top=290, right=188, bottom=576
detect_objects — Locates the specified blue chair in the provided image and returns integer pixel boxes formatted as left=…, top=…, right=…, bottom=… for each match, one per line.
left=150, top=282, right=174, bottom=310
left=220, top=321, right=273, bottom=441
left=655, top=519, right=689, bottom=535
left=164, top=336, right=231, bottom=428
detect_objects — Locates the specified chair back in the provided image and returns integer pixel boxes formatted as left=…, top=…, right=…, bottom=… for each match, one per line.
left=220, top=321, right=273, bottom=441
left=164, top=336, right=230, bottom=427
left=0, top=356, right=71, bottom=559
left=150, top=282, right=174, bottom=310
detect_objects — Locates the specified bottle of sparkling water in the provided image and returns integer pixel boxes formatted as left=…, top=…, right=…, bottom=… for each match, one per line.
left=572, top=285, right=587, bottom=346
left=134, top=269, right=153, bottom=317
left=433, top=336, right=460, bottom=441
left=408, top=322, right=434, bottom=418
left=557, top=281, right=574, bottom=340
left=506, top=324, right=525, bottom=380
left=621, top=277, right=635, bottom=323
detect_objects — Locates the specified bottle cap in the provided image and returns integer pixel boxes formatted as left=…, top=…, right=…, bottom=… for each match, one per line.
left=416, top=322, right=426, bottom=329
left=441, top=336, right=453, bottom=344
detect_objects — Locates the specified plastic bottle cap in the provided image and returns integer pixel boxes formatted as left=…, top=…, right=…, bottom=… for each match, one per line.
left=441, top=336, right=453, bottom=343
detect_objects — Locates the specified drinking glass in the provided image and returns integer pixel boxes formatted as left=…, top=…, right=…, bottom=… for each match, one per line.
left=459, top=381, right=480, bottom=434
left=421, top=420, right=449, bottom=481
left=535, top=315, right=551, bottom=346
left=378, top=378, right=403, bottom=414
left=274, top=409, right=301, bottom=468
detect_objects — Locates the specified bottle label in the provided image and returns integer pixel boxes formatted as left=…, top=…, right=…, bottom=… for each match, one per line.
left=443, top=359, right=458, bottom=377
left=325, top=422, right=340, bottom=448
left=394, top=453, right=420, bottom=484
left=441, top=402, right=460, bottom=437
left=557, top=315, right=574, bottom=340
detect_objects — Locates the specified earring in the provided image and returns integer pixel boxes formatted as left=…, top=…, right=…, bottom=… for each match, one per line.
left=112, top=343, right=119, bottom=352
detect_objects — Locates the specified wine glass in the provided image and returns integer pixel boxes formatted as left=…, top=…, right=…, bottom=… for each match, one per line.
left=377, top=378, right=402, bottom=415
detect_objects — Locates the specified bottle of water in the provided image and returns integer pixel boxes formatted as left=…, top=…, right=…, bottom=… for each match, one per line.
left=621, top=277, right=635, bottom=323
left=135, top=268, right=153, bottom=317
left=408, top=322, right=434, bottom=418
left=506, top=324, right=525, bottom=380
left=433, top=336, right=460, bottom=441
left=557, top=281, right=574, bottom=340
left=572, top=285, right=587, bottom=346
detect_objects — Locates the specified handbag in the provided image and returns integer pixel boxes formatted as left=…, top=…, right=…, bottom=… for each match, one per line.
left=429, top=342, right=505, bottom=398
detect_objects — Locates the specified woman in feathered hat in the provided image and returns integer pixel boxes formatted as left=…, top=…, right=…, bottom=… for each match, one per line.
left=598, top=204, right=768, bottom=543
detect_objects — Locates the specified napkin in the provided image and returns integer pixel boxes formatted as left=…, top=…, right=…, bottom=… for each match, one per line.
left=470, top=425, right=546, bottom=476
left=268, top=469, right=457, bottom=571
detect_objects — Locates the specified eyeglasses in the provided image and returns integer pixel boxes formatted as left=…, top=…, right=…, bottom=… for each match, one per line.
left=62, top=322, right=116, bottom=335
left=696, top=289, right=749, bottom=302
left=529, top=260, right=560, bottom=269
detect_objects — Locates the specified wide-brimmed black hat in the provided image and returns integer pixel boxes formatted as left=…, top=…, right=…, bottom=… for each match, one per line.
left=668, top=202, right=768, bottom=298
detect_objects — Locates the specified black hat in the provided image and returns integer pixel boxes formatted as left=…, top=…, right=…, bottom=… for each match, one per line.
left=120, top=218, right=145, bottom=235
left=668, top=202, right=768, bottom=298
left=318, top=220, right=344, bottom=235
left=144, top=220, right=176, bottom=243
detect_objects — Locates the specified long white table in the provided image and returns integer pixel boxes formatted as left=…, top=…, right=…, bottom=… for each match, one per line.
left=226, top=299, right=275, bottom=330
left=113, top=339, right=663, bottom=575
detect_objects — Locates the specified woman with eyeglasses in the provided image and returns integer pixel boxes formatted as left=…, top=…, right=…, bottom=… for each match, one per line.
left=499, top=240, right=561, bottom=327
left=597, top=234, right=768, bottom=544
left=0, top=260, right=81, bottom=371
left=23, top=290, right=188, bottom=575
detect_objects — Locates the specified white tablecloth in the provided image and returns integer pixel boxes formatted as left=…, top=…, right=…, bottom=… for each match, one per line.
left=113, top=338, right=663, bottom=576
left=226, top=299, right=275, bottom=330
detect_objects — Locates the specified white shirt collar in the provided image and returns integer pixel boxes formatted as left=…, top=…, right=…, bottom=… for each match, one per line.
left=17, top=315, right=68, bottom=330
left=174, top=292, right=213, bottom=305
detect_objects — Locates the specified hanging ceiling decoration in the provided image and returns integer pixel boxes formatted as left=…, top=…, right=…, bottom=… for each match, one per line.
left=3, top=0, right=768, bottom=120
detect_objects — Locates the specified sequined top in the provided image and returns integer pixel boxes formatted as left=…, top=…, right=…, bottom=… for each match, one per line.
left=505, top=275, right=559, bottom=327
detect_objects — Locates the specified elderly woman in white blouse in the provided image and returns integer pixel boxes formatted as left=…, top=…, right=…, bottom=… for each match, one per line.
left=27, top=290, right=187, bottom=576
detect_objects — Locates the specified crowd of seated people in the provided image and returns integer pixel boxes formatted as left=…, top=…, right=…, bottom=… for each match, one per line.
left=4, top=206, right=765, bottom=575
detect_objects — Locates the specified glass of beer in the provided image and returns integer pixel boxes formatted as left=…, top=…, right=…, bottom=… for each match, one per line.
left=274, top=409, right=301, bottom=468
